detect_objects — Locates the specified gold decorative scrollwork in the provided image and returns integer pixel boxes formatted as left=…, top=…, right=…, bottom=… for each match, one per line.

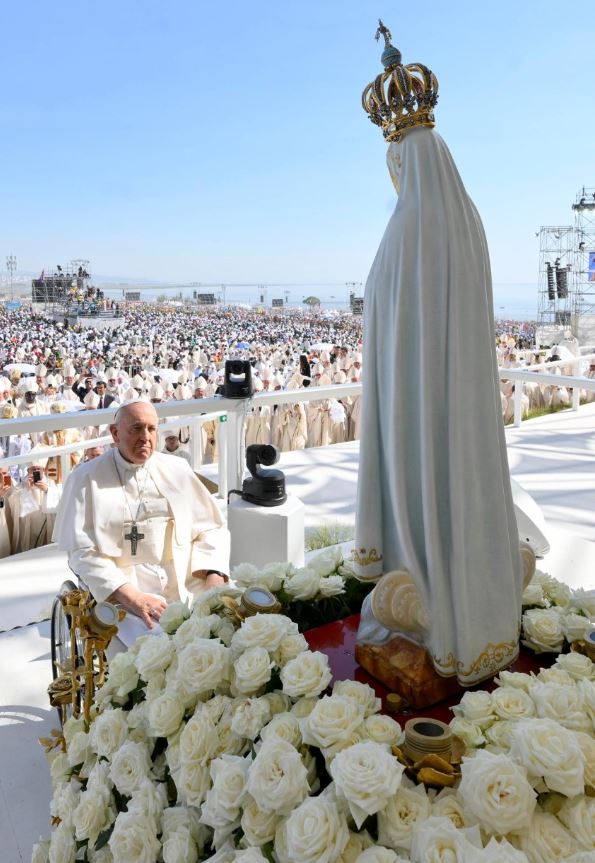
left=350, top=547, right=383, bottom=567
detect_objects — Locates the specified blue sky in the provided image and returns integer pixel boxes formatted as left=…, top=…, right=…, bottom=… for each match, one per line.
left=1, top=0, right=593, bottom=302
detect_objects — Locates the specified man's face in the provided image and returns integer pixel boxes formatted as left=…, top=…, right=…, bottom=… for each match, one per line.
left=85, top=446, right=103, bottom=460
left=96, top=383, right=106, bottom=395
left=194, top=389, right=204, bottom=399
left=110, top=403, right=158, bottom=464
left=165, top=436, right=179, bottom=452
left=24, top=391, right=36, bottom=404
left=65, top=376, right=74, bottom=385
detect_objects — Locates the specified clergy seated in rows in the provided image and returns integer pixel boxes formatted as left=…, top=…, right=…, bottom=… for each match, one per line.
left=161, top=431, right=192, bottom=464
left=7, top=453, right=63, bottom=553
left=53, top=402, right=230, bottom=646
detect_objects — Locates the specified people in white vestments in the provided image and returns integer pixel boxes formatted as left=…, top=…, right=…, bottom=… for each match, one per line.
left=53, top=401, right=230, bottom=634
left=7, top=452, right=62, bottom=553
left=161, top=431, right=192, bottom=464
left=0, top=464, right=14, bottom=558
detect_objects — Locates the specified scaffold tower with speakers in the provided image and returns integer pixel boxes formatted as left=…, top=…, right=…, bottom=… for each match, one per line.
left=571, top=187, right=595, bottom=318
left=536, top=225, right=573, bottom=330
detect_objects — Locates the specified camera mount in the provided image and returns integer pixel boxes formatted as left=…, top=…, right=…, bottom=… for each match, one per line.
left=242, top=444, right=287, bottom=507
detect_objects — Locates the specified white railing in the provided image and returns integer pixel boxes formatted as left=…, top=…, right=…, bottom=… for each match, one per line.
left=0, top=362, right=594, bottom=495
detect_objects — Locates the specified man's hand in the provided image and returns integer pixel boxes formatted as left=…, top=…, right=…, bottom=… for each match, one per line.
left=192, top=569, right=228, bottom=590
left=107, top=583, right=167, bottom=629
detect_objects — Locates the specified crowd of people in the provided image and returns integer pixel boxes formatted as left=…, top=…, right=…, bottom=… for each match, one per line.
left=0, top=303, right=592, bottom=558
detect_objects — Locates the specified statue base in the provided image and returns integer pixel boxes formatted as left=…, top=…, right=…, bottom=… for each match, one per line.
left=355, top=636, right=463, bottom=709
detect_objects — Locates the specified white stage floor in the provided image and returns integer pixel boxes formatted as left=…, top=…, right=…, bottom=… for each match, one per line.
left=1, top=403, right=595, bottom=861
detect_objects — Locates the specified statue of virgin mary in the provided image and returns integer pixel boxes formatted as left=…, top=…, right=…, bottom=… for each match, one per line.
left=353, top=23, right=523, bottom=686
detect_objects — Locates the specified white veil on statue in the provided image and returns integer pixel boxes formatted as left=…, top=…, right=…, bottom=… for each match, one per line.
left=354, top=31, right=523, bottom=686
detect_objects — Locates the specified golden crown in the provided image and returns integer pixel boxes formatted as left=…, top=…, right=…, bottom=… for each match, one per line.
left=362, top=21, right=439, bottom=142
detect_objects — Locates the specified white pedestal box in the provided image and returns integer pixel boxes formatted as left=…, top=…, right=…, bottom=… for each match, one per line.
left=228, top=495, right=305, bottom=570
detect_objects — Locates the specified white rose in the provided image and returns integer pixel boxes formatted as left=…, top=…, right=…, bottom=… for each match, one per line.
left=291, top=697, right=319, bottom=719
left=281, top=796, right=349, bottom=863
left=458, top=750, right=536, bottom=834
left=180, top=705, right=219, bottom=764
left=67, top=729, right=92, bottom=767
left=175, top=760, right=211, bottom=806
left=108, top=810, right=160, bottom=863
left=536, top=667, right=575, bottom=686
left=448, top=717, right=486, bottom=749
left=208, top=753, right=250, bottom=816
left=90, top=708, right=129, bottom=758
left=62, top=716, right=86, bottom=746
left=148, top=689, right=185, bottom=738
left=451, top=690, right=495, bottom=729
left=241, top=794, right=281, bottom=846
left=363, top=714, right=402, bottom=746
left=281, top=651, right=332, bottom=699
left=231, top=562, right=260, bottom=586
left=272, top=632, right=309, bottom=667
left=338, top=829, right=374, bottom=863
left=569, top=588, right=595, bottom=617
left=495, top=670, right=532, bottom=691
left=176, top=638, right=231, bottom=696
left=87, top=847, right=114, bottom=863
left=172, top=615, right=213, bottom=650
left=354, top=849, right=402, bottom=863
left=301, top=694, right=366, bottom=749
left=319, top=575, right=347, bottom=598
left=481, top=837, right=530, bottom=863
left=530, top=682, right=591, bottom=732
left=514, top=811, right=578, bottom=863
left=215, top=714, right=250, bottom=757
left=234, top=849, right=268, bottom=863
left=333, top=680, right=382, bottom=717
left=231, top=613, right=295, bottom=656
left=578, top=678, right=595, bottom=729
left=522, top=579, right=546, bottom=606
left=100, top=651, right=140, bottom=703
left=159, top=600, right=191, bottom=634
left=377, top=780, right=430, bottom=852
left=49, top=751, right=71, bottom=787
left=545, top=577, right=573, bottom=607
left=127, top=778, right=167, bottom=833
left=260, top=712, right=302, bottom=748
left=575, top=731, right=595, bottom=788
left=308, top=545, right=344, bottom=577
left=484, top=719, right=518, bottom=753
left=246, top=737, right=309, bottom=814
left=204, top=693, right=234, bottom=724
left=213, top=617, right=236, bottom=647
left=231, top=697, right=272, bottom=740
left=522, top=608, right=565, bottom=653
left=259, top=561, right=292, bottom=591
left=330, top=741, right=404, bottom=828
left=48, top=822, right=76, bottom=863
left=284, top=567, right=321, bottom=600
left=491, top=686, right=536, bottom=720
left=558, top=795, right=595, bottom=851
left=556, top=652, right=595, bottom=681
left=73, top=787, right=114, bottom=844
left=162, top=803, right=207, bottom=848
left=162, top=830, right=198, bottom=863
left=409, top=816, right=483, bottom=863
left=562, top=612, right=592, bottom=643
left=234, top=646, right=273, bottom=695
left=31, top=840, right=50, bottom=863
left=262, top=690, right=292, bottom=715
left=322, top=727, right=367, bottom=767
left=50, top=781, right=80, bottom=830
left=134, top=634, right=175, bottom=680
left=510, top=718, right=585, bottom=797
left=431, top=788, right=470, bottom=829
left=109, top=741, right=151, bottom=796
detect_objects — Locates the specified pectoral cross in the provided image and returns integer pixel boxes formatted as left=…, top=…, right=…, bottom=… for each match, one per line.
left=124, top=523, right=144, bottom=556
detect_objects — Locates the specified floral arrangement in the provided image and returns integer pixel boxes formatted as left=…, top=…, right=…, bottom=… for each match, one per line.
left=231, top=546, right=373, bottom=632
left=520, top=569, right=595, bottom=654
left=32, top=554, right=595, bottom=863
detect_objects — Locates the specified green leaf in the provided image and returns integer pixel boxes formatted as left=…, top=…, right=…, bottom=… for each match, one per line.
left=94, top=825, right=114, bottom=851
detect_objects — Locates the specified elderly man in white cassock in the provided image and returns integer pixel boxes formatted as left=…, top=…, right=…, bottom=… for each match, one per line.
left=53, top=401, right=230, bottom=641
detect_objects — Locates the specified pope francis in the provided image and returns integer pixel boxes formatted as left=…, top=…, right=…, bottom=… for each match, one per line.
left=53, top=402, right=230, bottom=634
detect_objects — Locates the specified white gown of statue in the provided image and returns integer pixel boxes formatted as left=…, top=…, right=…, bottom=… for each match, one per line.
left=354, top=126, right=522, bottom=686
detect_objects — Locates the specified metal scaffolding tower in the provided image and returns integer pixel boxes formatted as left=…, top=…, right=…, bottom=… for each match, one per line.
left=536, top=225, right=573, bottom=330
left=571, top=187, right=595, bottom=317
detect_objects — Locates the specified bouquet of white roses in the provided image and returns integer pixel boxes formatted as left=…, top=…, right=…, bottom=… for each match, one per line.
left=231, top=547, right=372, bottom=632
left=521, top=570, right=595, bottom=654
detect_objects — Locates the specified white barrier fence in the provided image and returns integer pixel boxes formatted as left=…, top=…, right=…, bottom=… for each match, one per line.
left=0, top=358, right=594, bottom=497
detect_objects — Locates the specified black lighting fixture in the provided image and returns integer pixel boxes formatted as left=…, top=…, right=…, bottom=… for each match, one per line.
left=223, top=360, right=253, bottom=399
left=242, top=444, right=287, bottom=507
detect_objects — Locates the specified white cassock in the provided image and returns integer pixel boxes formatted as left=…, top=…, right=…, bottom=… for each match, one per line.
left=53, top=449, right=230, bottom=613
left=354, top=127, right=522, bottom=686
